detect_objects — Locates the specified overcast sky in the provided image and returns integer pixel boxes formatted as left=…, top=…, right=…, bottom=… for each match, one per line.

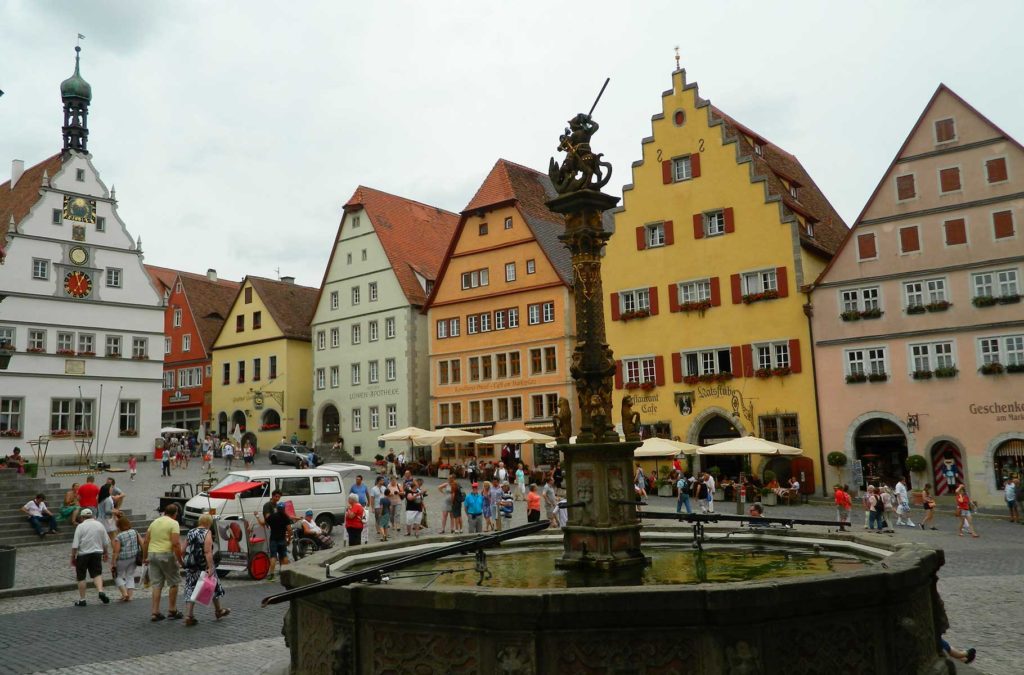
left=3, top=1, right=1023, bottom=287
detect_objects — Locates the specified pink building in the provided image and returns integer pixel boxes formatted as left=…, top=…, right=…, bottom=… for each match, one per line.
left=810, top=85, right=1024, bottom=506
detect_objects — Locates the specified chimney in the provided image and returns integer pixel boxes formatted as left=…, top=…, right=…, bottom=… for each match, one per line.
left=280, top=276, right=295, bottom=285
left=207, top=268, right=218, bottom=282
left=11, top=160, right=24, bottom=188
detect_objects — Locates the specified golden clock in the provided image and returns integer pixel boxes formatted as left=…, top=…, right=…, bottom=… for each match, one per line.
left=69, top=246, right=89, bottom=266
left=62, top=195, right=96, bottom=224
left=64, top=271, right=92, bottom=299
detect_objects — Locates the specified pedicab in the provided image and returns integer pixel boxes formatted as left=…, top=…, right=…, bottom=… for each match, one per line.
left=206, top=480, right=272, bottom=580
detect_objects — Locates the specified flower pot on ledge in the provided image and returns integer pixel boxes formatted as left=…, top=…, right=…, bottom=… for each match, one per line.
left=979, top=363, right=1005, bottom=376
left=934, top=367, right=958, bottom=378
left=925, top=301, right=952, bottom=312
left=846, top=373, right=868, bottom=384
left=912, top=370, right=933, bottom=380
left=860, top=308, right=884, bottom=320
left=906, top=305, right=926, bottom=315
left=867, top=373, right=889, bottom=382
left=840, top=311, right=862, bottom=322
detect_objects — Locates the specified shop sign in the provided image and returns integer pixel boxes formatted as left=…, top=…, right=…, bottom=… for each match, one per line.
left=350, top=387, right=400, bottom=400
left=695, top=383, right=735, bottom=399
left=630, top=393, right=659, bottom=414
left=168, top=390, right=190, bottom=404
left=969, top=399, right=1024, bottom=422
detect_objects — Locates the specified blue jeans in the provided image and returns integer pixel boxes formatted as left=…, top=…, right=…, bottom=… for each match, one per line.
left=28, top=514, right=58, bottom=535
left=868, top=511, right=884, bottom=530
left=676, top=492, right=691, bottom=514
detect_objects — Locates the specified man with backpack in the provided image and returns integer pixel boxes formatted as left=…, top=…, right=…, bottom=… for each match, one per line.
left=867, top=485, right=886, bottom=532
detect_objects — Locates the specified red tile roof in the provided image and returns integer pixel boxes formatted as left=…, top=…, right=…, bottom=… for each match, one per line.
left=340, top=186, right=459, bottom=306
left=247, top=276, right=319, bottom=341
left=178, top=275, right=241, bottom=353
left=0, top=154, right=65, bottom=259
left=708, top=106, right=848, bottom=255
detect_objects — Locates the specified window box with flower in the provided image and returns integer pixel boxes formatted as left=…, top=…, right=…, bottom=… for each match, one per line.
left=679, top=300, right=712, bottom=314
left=56, top=348, right=76, bottom=356
left=861, top=308, right=883, bottom=320
left=106, top=352, right=121, bottom=359
left=972, top=295, right=998, bottom=308
left=754, top=368, right=773, bottom=379
left=119, top=428, right=138, bottom=437
left=73, top=429, right=94, bottom=438
left=845, top=373, right=868, bottom=384
left=625, top=380, right=641, bottom=390
left=840, top=310, right=862, bottom=322
left=771, top=366, right=791, bottom=377
left=867, top=372, right=888, bottom=382
left=683, top=375, right=699, bottom=385
left=26, top=347, right=46, bottom=353
left=912, top=370, right=933, bottom=380
left=260, top=423, right=281, bottom=431
left=1, top=429, right=22, bottom=438
left=741, top=290, right=779, bottom=305
left=1007, top=364, right=1024, bottom=374
left=934, top=366, right=958, bottom=378
left=925, top=301, right=952, bottom=313
left=979, top=362, right=1004, bottom=376
left=620, top=309, right=651, bottom=322
left=906, top=305, right=926, bottom=315
left=50, top=429, right=71, bottom=438
left=998, top=294, right=1021, bottom=304
left=640, top=381, right=656, bottom=391
left=79, top=351, right=96, bottom=357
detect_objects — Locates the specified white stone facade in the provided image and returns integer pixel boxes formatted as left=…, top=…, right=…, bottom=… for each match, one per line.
left=0, top=152, right=164, bottom=460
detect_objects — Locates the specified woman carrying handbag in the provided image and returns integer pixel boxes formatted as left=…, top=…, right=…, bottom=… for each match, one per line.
left=182, top=514, right=230, bottom=626
left=111, top=515, right=142, bottom=601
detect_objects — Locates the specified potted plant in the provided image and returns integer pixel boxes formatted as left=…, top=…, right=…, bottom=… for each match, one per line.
left=912, top=370, right=933, bottom=380
left=827, top=451, right=848, bottom=487
left=754, top=368, right=772, bottom=378
left=905, top=454, right=927, bottom=494
left=906, top=304, right=926, bottom=315
left=972, top=295, right=997, bottom=307
left=925, top=300, right=952, bottom=312
left=979, top=362, right=1005, bottom=375
left=683, top=375, right=699, bottom=385
left=860, top=307, right=884, bottom=319
left=867, top=372, right=888, bottom=382
left=713, top=372, right=733, bottom=382
left=840, top=310, right=862, bottom=322
left=761, top=487, right=777, bottom=506
left=771, top=366, right=791, bottom=377
left=846, top=372, right=868, bottom=384
left=934, top=366, right=958, bottom=378
left=998, top=293, right=1021, bottom=304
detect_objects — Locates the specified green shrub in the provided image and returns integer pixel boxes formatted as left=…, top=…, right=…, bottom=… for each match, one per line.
left=905, top=455, right=927, bottom=472
left=826, top=451, right=848, bottom=467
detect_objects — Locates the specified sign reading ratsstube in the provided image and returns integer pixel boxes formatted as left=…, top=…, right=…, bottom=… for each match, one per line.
left=969, top=399, right=1024, bottom=422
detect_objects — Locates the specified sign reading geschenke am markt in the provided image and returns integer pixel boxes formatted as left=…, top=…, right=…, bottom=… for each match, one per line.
left=969, top=399, right=1024, bottom=422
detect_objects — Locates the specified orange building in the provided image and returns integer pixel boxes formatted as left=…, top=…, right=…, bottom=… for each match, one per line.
left=424, top=160, right=578, bottom=467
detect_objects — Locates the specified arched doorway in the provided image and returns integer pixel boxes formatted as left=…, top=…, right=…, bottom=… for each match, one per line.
left=930, top=441, right=965, bottom=496
left=321, top=405, right=340, bottom=444
left=261, top=409, right=281, bottom=433
left=854, top=418, right=907, bottom=488
left=231, top=410, right=247, bottom=434
left=994, top=438, right=1024, bottom=490
left=217, top=412, right=228, bottom=438
left=697, top=415, right=742, bottom=477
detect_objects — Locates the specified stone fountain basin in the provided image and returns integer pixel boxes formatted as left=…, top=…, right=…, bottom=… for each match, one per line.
left=279, top=529, right=950, bottom=674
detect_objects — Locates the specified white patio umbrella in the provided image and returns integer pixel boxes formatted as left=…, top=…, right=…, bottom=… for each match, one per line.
left=697, top=436, right=802, bottom=456
left=377, top=426, right=431, bottom=442
left=160, top=426, right=189, bottom=434
left=634, top=437, right=699, bottom=458
left=411, top=427, right=483, bottom=446
left=231, top=424, right=243, bottom=444
left=474, top=430, right=556, bottom=445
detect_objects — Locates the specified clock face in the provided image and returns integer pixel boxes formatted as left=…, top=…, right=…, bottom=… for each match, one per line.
left=64, top=271, right=92, bottom=299
left=69, top=246, right=89, bottom=266
left=63, top=195, right=96, bottom=224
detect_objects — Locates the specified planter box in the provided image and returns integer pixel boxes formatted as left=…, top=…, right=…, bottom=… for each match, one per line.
left=714, top=489, right=724, bottom=502
left=437, top=469, right=450, bottom=480
left=657, top=484, right=673, bottom=497
left=762, top=492, right=778, bottom=506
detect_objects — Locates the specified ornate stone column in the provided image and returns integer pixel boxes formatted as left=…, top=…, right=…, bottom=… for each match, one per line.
left=546, top=114, right=648, bottom=571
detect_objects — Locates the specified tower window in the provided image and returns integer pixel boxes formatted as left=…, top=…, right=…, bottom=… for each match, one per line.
left=96, top=217, right=105, bottom=232
left=76, top=169, right=85, bottom=181
left=52, top=209, right=62, bottom=225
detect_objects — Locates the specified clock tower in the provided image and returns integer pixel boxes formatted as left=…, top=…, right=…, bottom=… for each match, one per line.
left=60, top=46, right=92, bottom=154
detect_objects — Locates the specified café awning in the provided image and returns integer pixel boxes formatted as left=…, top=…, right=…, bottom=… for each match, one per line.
left=634, top=437, right=698, bottom=458
left=474, top=430, right=556, bottom=446
left=697, top=436, right=802, bottom=456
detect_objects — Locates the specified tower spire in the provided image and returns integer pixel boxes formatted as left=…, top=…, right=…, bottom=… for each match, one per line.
left=60, top=45, right=92, bottom=153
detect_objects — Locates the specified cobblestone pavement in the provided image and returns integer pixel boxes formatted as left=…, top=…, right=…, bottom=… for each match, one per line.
left=5, top=465, right=1020, bottom=674
left=30, top=638, right=287, bottom=675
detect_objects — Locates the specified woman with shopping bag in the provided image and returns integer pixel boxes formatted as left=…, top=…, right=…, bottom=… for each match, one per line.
left=182, top=513, right=230, bottom=627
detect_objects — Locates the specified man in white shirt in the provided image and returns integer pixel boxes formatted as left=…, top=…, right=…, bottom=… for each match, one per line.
left=894, top=478, right=915, bottom=527
left=704, top=473, right=716, bottom=513
left=21, top=493, right=58, bottom=538
left=223, top=440, right=235, bottom=469
left=71, top=508, right=111, bottom=606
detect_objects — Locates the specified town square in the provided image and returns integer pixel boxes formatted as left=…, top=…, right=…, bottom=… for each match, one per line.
left=1, top=2, right=1023, bottom=673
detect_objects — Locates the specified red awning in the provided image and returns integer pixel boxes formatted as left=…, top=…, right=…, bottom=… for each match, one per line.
left=209, top=481, right=266, bottom=499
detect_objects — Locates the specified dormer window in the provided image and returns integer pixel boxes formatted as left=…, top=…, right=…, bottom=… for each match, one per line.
left=934, top=118, right=956, bottom=144
left=805, top=222, right=814, bottom=237
left=789, top=185, right=799, bottom=199
left=754, top=142, right=764, bottom=157
left=479, top=223, right=488, bottom=236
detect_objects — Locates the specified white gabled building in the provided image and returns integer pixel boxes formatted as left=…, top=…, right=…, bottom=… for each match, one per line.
left=310, top=186, right=457, bottom=459
left=0, top=48, right=164, bottom=461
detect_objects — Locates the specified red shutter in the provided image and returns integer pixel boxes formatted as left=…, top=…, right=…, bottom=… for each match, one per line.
left=788, top=339, right=802, bottom=374
left=690, top=153, right=701, bottom=178
left=730, top=346, right=742, bottom=378
left=648, top=287, right=659, bottom=316
left=939, top=167, right=961, bottom=193
left=724, top=207, right=735, bottom=233
left=672, top=352, right=683, bottom=383
left=987, top=158, right=1008, bottom=183
left=857, top=233, right=877, bottom=259
left=899, top=226, right=920, bottom=253
left=664, top=220, right=674, bottom=245
left=662, top=160, right=673, bottom=184
left=742, top=344, right=754, bottom=377
left=776, top=267, right=788, bottom=298
left=896, top=175, right=916, bottom=200
left=610, top=293, right=621, bottom=321
left=635, top=226, right=646, bottom=250
left=944, top=218, right=967, bottom=246
left=710, top=277, right=721, bottom=306
left=993, top=211, right=1015, bottom=239
left=654, top=355, right=665, bottom=386
left=730, top=274, right=742, bottom=304
left=614, top=361, right=624, bottom=389
left=692, top=213, right=704, bottom=239
left=668, top=284, right=680, bottom=313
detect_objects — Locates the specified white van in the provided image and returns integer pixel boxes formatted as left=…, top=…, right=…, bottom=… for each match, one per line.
left=183, top=468, right=347, bottom=533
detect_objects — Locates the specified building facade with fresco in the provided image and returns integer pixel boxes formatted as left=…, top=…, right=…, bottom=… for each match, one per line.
left=310, top=187, right=457, bottom=458
left=210, top=276, right=317, bottom=449
left=0, top=49, right=164, bottom=460
left=811, top=85, right=1024, bottom=506
left=147, top=266, right=238, bottom=433
left=425, top=160, right=578, bottom=468
left=604, top=68, right=848, bottom=490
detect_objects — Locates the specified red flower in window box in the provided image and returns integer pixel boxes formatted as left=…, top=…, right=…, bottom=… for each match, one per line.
left=683, top=375, right=699, bottom=385
left=56, top=348, right=76, bottom=356
left=0, top=429, right=21, bottom=438
left=754, top=368, right=773, bottom=379
left=50, top=429, right=71, bottom=437
left=697, top=373, right=718, bottom=383
left=741, top=290, right=779, bottom=305
left=640, top=381, right=656, bottom=391
left=679, top=300, right=712, bottom=313
left=79, top=351, right=96, bottom=357
left=620, top=309, right=651, bottom=322
left=73, top=430, right=94, bottom=438
left=625, top=381, right=641, bottom=390
left=771, top=367, right=791, bottom=377
left=713, top=372, right=734, bottom=382
left=259, top=423, right=281, bottom=431
left=26, top=347, right=46, bottom=353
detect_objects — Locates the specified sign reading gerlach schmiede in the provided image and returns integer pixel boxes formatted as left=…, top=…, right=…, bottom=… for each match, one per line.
left=969, top=399, right=1024, bottom=422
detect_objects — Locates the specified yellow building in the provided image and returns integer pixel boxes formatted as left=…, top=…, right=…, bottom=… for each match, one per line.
left=604, top=68, right=848, bottom=491
left=211, top=276, right=318, bottom=449
left=424, top=159, right=577, bottom=468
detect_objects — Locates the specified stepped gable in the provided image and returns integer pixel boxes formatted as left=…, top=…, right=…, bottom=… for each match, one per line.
left=247, top=276, right=319, bottom=341
left=0, top=154, right=64, bottom=258
left=707, top=105, right=848, bottom=256
left=178, top=274, right=241, bottom=353
left=343, top=186, right=459, bottom=306
left=464, top=159, right=573, bottom=286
